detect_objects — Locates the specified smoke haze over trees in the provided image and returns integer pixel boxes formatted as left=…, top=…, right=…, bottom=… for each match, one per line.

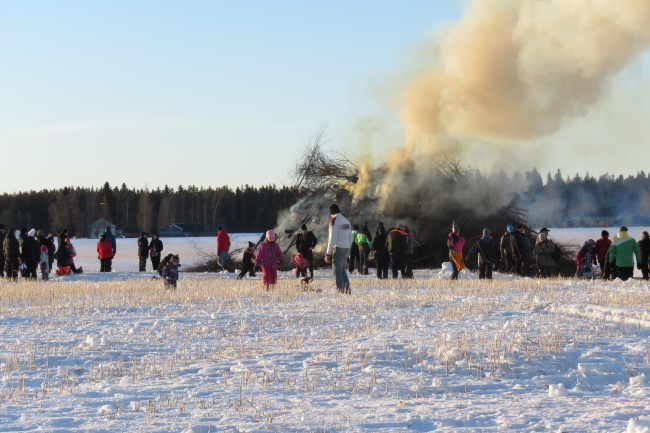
left=0, top=183, right=292, bottom=237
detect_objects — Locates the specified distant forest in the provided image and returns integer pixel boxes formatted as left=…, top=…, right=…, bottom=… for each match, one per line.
left=0, top=183, right=293, bottom=237
left=512, top=169, right=650, bottom=227
left=1, top=169, right=650, bottom=237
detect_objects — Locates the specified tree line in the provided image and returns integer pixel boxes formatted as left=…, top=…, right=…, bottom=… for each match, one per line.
left=513, top=169, right=650, bottom=227
left=0, top=183, right=293, bottom=237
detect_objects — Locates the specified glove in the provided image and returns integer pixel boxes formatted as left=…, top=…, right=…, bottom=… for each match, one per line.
left=324, top=255, right=332, bottom=264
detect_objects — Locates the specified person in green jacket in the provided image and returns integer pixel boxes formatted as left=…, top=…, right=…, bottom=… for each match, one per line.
left=608, top=226, right=641, bottom=281
left=355, top=222, right=373, bottom=275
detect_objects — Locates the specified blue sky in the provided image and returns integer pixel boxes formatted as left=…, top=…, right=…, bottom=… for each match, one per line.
left=0, top=1, right=463, bottom=193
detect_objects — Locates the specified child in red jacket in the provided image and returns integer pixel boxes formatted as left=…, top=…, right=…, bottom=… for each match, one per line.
left=289, top=252, right=308, bottom=278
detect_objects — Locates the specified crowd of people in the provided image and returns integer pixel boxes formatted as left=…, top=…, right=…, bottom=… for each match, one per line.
left=3, top=210, right=649, bottom=292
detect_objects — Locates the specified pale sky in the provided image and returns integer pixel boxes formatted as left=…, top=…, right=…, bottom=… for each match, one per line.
left=0, top=1, right=463, bottom=193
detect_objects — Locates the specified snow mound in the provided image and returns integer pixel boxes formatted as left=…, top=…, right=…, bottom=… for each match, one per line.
left=630, top=373, right=646, bottom=387
left=578, top=363, right=613, bottom=374
left=628, top=418, right=650, bottom=433
left=549, top=383, right=569, bottom=397
left=97, top=404, right=115, bottom=414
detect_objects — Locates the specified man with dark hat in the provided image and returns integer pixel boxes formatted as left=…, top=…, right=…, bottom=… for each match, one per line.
left=325, top=204, right=351, bottom=294
left=387, top=224, right=408, bottom=279
left=0, top=224, right=6, bottom=277
left=149, top=233, right=164, bottom=272
left=137, top=231, right=149, bottom=272
left=608, top=226, right=641, bottom=281
left=594, top=230, right=612, bottom=279
left=295, top=224, right=317, bottom=282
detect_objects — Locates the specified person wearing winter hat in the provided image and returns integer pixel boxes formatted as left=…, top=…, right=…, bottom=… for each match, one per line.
left=3, top=228, right=19, bottom=280
left=20, top=229, right=41, bottom=280
left=149, top=233, right=164, bottom=272
left=254, top=231, right=283, bottom=290
left=465, top=228, right=500, bottom=279
left=65, top=238, right=83, bottom=274
left=104, top=226, right=116, bottom=256
left=295, top=224, right=317, bottom=282
left=137, top=231, right=149, bottom=272
left=0, top=224, right=6, bottom=278
left=500, top=225, right=514, bottom=274
left=237, top=241, right=257, bottom=280
left=55, top=238, right=73, bottom=276
left=447, top=221, right=465, bottom=280
left=594, top=230, right=612, bottom=279
left=608, top=226, right=641, bottom=281
left=37, top=231, right=50, bottom=281
left=326, top=203, right=352, bottom=294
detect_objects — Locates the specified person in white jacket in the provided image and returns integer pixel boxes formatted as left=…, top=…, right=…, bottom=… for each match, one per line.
left=325, top=203, right=352, bottom=294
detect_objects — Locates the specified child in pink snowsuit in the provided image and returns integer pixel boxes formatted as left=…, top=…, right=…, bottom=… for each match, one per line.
left=289, top=252, right=308, bottom=278
left=254, top=230, right=284, bottom=290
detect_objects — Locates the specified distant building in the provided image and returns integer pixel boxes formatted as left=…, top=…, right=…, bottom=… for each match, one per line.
left=89, top=217, right=117, bottom=238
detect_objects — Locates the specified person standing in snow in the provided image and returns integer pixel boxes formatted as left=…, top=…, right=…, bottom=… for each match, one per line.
left=510, top=225, right=530, bottom=277
left=237, top=241, right=257, bottom=280
left=137, top=232, right=149, bottom=272
left=0, top=224, right=6, bottom=278
left=20, top=229, right=41, bottom=280
left=638, top=231, right=650, bottom=280
left=404, top=225, right=415, bottom=278
left=97, top=234, right=114, bottom=272
left=325, top=204, right=352, bottom=294
left=356, top=222, right=372, bottom=275
left=104, top=226, right=116, bottom=257
left=3, top=228, right=19, bottom=280
left=500, top=226, right=514, bottom=273
left=594, top=230, right=612, bottom=279
left=575, top=239, right=597, bottom=278
left=348, top=224, right=360, bottom=274
left=149, top=233, right=164, bottom=272
left=295, top=224, right=317, bottom=281
left=37, top=231, right=50, bottom=280
left=254, top=230, right=283, bottom=290
left=466, top=228, right=500, bottom=279
left=608, top=226, right=641, bottom=281
left=534, top=231, right=556, bottom=278
left=372, top=225, right=389, bottom=279
left=447, top=222, right=465, bottom=280
left=216, top=226, right=231, bottom=273
left=375, top=221, right=385, bottom=238
left=387, top=224, right=408, bottom=279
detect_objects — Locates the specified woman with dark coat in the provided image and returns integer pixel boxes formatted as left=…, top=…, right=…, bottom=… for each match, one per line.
left=639, top=231, right=650, bottom=280
left=149, top=233, right=164, bottom=272
left=55, top=238, right=73, bottom=275
left=372, top=225, right=389, bottom=279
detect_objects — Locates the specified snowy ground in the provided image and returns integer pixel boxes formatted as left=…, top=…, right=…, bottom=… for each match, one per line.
left=1, top=266, right=650, bottom=432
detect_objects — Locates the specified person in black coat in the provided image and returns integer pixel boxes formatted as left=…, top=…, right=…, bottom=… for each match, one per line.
left=45, top=233, right=56, bottom=271
left=137, top=232, right=149, bottom=272
left=149, top=233, right=164, bottom=271
left=510, top=225, right=530, bottom=277
left=372, top=225, right=389, bottom=279
left=0, top=224, right=6, bottom=278
left=295, top=224, right=317, bottom=280
left=55, top=238, right=73, bottom=274
left=237, top=241, right=257, bottom=279
left=639, top=231, right=650, bottom=280
left=387, top=225, right=408, bottom=279
left=466, top=229, right=501, bottom=279
left=58, top=229, right=69, bottom=249
left=21, top=230, right=41, bottom=280
left=3, top=228, right=19, bottom=281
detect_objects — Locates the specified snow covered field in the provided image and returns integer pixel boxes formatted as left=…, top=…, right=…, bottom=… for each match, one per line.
left=1, top=268, right=650, bottom=432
